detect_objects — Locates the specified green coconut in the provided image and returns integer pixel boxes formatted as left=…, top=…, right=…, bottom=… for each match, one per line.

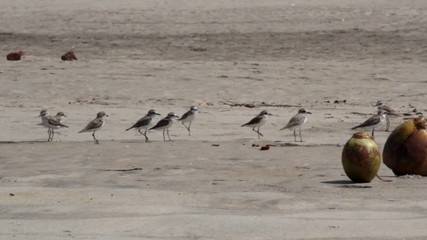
left=342, top=132, right=381, bottom=183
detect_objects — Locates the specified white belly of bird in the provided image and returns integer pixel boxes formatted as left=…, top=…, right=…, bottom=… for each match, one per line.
left=136, top=121, right=153, bottom=130
left=182, top=114, right=195, bottom=123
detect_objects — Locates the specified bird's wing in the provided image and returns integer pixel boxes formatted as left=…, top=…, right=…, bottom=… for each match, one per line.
left=379, top=105, right=394, bottom=112
left=179, top=111, right=191, bottom=121
left=352, top=115, right=380, bottom=129
left=48, top=117, right=68, bottom=128
left=241, top=115, right=262, bottom=127
left=150, top=118, right=169, bottom=130
left=127, top=116, right=151, bottom=130
left=79, top=118, right=103, bottom=132
left=382, top=106, right=402, bottom=117
left=282, top=114, right=304, bottom=129
left=387, top=111, right=402, bottom=117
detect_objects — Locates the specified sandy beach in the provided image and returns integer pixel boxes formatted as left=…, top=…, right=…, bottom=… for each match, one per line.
left=1, top=0, right=427, bottom=239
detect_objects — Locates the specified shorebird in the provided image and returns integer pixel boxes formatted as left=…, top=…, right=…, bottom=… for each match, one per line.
left=374, top=101, right=402, bottom=131
left=78, top=111, right=109, bottom=144
left=38, top=110, right=68, bottom=141
left=149, top=112, right=180, bottom=141
left=280, top=108, right=312, bottom=142
left=352, top=110, right=386, bottom=137
left=126, top=109, right=161, bottom=142
left=48, top=112, right=68, bottom=141
left=179, top=106, right=198, bottom=136
left=241, top=110, right=272, bottom=139
left=403, top=112, right=423, bottom=120
left=38, top=110, right=52, bottom=141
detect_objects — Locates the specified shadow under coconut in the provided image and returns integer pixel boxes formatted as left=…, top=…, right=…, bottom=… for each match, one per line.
left=322, top=180, right=373, bottom=188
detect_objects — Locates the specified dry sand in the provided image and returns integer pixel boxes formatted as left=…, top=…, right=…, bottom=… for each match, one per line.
left=1, top=0, right=427, bottom=239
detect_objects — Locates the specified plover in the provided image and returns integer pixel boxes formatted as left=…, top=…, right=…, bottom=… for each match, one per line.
left=179, top=106, right=198, bottom=136
left=403, top=111, right=423, bottom=120
left=241, top=110, right=272, bottom=139
left=149, top=112, right=179, bottom=141
left=78, top=111, right=109, bottom=144
left=126, top=109, right=161, bottom=142
left=352, top=110, right=386, bottom=137
left=38, top=110, right=68, bottom=141
left=280, top=108, right=312, bottom=142
left=374, top=101, right=402, bottom=131
left=48, top=112, right=69, bottom=141
left=38, top=110, right=52, bottom=141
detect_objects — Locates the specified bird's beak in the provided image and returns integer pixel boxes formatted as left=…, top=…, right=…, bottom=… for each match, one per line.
left=64, top=114, right=68, bottom=117
left=307, top=112, right=312, bottom=114
left=105, top=114, right=110, bottom=117
left=156, top=113, right=161, bottom=115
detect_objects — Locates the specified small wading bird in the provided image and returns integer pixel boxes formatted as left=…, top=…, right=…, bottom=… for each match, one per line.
left=178, top=106, right=198, bottom=136
left=78, top=111, right=109, bottom=144
left=241, top=110, right=272, bottom=139
left=38, top=110, right=69, bottom=142
left=374, top=101, right=402, bottom=131
left=149, top=112, right=180, bottom=141
left=280, top=108, right=312, bottom=142
left=352, top=110, right=386, bottom=138
left=126, top=109, right=161, bottom=142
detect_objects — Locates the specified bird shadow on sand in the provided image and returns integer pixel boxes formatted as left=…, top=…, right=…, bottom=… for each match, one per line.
left=0, top=140, right=52, bottom=144
left=272, top=142, right=340, bottom=147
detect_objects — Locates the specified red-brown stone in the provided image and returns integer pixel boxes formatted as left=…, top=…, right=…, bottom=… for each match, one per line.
left=6, top=51, right=25, bottom=61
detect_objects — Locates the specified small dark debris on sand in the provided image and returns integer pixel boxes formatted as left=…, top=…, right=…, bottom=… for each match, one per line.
left=61, top=50, right=78, bottom=61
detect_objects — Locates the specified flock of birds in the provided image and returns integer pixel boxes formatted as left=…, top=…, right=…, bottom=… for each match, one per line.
left=38, top=106, right=198, bottom=144
left=37, top=101, right=402, bottom=144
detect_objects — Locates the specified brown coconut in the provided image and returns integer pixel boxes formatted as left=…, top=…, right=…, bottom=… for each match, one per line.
left=383, top=117, right=427, bottom=176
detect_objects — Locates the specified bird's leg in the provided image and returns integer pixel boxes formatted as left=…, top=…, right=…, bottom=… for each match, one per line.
left=162, top=129, right=166, bottom=142
left=257, top=126, right=263, bottom=138
left=251, top=127, right=261, bottom=138
left=51, top=129, right=55, bottom=142
left=92, top=131, right=99, bottom=144
left=386, top=117, right=390, bottom=131
left=138, top=129, right=149, bottom=142
left=371, top=128, right=375, bottom=138
left=182, top=122, right=191, bottom=136
left=299, top=127, right=303, bottom=142
left=167, top=128, right=172, bottom=141
left=144, top=129, right=149, bottom=142
left=47, top=128, right=52, bottom=142
left=293, top=128, right=297, bottom=142
left=187, top=122, right=192, bottom=136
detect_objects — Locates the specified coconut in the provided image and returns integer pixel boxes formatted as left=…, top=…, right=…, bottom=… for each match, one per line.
left=383, top=117, right=427, bottom=176
left=342, top=132, right=381, bottom=183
